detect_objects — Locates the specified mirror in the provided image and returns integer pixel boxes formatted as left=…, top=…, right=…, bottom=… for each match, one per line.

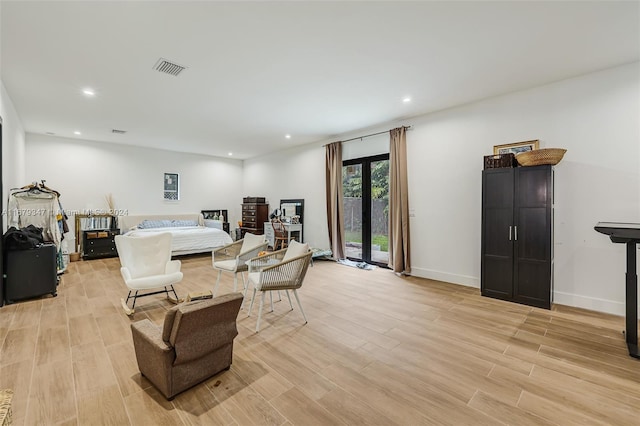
left=280, top=198, right=304, bottom=240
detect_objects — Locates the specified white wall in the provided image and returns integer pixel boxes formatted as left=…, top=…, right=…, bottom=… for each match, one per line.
left=243, top=142, right=329, bottom=249
left=1, top=81, right=26, bottom=227
left=342, top=133, right=388, bottom=161
left=408, top=62, right=639, bottom=316
left=25, top=135, right=244, bottom=243
left=245, top=62, right=640, bottom=317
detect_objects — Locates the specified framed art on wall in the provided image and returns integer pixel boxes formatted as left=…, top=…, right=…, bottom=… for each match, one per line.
left=493, top=139, right=539, bottom=155
left=163, top=172, right=179, bottom=201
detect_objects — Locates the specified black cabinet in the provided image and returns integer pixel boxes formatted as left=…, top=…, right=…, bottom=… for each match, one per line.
left=201, top=210, right=230, bottom=233
left=4, top=244, right=58, bottom=304
left=83, top=229, right=119, bottom=260
left=481, top=165, right=553, bottom=309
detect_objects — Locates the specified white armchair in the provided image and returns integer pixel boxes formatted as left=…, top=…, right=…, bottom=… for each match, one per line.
left=212, top=232, right=268, bottom=298
left=114, top=233, right=183, bottom=315
left=246, top=240, right=312, bottom=332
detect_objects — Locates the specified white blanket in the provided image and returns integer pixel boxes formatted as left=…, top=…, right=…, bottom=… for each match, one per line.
left=126, top=226, right=232, bottom=255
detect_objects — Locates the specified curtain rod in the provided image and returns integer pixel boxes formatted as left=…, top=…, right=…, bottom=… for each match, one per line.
left=324, top=125, right=411, bottom=146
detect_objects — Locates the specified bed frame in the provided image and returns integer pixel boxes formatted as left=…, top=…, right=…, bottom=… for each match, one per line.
left=118, top=213, right=219, bottom=256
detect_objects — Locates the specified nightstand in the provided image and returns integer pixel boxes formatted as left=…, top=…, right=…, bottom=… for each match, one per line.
left=82, top=229, right=120, bottom=260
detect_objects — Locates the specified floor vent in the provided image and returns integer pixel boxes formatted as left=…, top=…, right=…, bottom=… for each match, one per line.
left=153, top=58, right=187, bottom=76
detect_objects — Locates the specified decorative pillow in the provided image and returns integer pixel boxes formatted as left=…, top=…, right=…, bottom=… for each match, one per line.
left=138, top=219, right=199, bottom=229
left=138, top=219, right=172, bottom=229
left=241, top=232, right=265, bottom=254
left=283, top=240, right=310, bottom=262
left=171, top=220, right=198, bottom=227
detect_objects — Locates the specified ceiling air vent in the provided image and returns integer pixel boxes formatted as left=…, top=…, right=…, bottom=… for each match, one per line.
left=112, top=129, right=127, bottom=134
left=153, top=58, right=187, bottom=76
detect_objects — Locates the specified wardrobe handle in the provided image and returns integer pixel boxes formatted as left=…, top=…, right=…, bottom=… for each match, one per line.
left=514, top=226, right=518, bottom=241
left=509, top=226, right=512, bottom=241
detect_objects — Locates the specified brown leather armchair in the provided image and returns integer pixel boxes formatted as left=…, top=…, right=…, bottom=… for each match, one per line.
left=130, top=292, right=243, bottom=399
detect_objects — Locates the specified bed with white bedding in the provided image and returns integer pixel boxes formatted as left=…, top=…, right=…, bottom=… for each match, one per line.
left=118, top=214, right=232, bottom=255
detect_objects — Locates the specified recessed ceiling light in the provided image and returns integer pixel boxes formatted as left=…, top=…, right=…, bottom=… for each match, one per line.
left=82, top=88, right=95, bottom=96
left=402, top=97, right=411, bottom=103
left=285, top=134, right=291, bottom=139
left=74, top=131, right=81, bottom=135
left=228, top=152, right=233, bottom=156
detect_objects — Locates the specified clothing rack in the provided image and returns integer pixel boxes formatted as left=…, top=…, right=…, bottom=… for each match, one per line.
left=11, top=180, right=59, bottom=196
left=7, top=179, right=69, bottom=272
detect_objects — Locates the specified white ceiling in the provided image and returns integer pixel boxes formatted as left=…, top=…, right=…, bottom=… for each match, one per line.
left=1, top=1, right=638, bottom=159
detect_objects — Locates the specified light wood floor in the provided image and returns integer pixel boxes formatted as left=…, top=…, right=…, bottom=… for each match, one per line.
left=1, top=255, right=639, bottom=425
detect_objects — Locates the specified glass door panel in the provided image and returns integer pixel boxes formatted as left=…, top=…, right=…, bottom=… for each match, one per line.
left=370, top=159, right=389, bottom=265
left=343, top=154, right=389, bottom=266
left=343, top=164, right=363, bottom=260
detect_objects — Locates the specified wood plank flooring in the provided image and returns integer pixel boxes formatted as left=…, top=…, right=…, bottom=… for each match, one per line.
left=1, top=255, right=639, bottom=425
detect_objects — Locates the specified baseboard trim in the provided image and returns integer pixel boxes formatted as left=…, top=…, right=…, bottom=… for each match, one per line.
left=552, top=291, right=627, bottom=317
left=410, top=267, right=479, bottom=288
left=409, top=269, right=631, bottom=317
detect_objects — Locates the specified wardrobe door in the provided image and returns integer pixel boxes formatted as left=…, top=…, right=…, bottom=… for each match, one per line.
left=481, top=168, right=515, bottom=301
left=513, top=166, right=552, bottom=308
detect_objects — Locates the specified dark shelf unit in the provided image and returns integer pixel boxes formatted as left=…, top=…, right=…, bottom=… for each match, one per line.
left=201, top=210, right=230, bottom=233
left=241, top=198, right=269, bottom=238
left=83, top=229, right=120, bottom=260
left=481, top=165, right=553, bottom=309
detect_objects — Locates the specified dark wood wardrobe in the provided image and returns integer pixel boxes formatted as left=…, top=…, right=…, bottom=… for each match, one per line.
left=0, top=117, right=3, bottom=306
left=481, top=165, right=553, bottom=309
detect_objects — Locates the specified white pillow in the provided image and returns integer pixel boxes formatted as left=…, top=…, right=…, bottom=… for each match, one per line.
left=241, top=232, right=265, bottom=254
left=203, top=219, right=223, bottom=230
left=282, top=240, right=309, bottom=262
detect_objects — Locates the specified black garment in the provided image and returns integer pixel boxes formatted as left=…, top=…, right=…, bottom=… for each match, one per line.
left=3, top=225, right=44, bottom=250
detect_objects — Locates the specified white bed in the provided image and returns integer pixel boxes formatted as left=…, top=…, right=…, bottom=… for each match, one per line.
left=118, top=214, right=232, bottom=256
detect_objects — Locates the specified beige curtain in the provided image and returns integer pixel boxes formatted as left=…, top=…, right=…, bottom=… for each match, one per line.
left=388, top=127, right=411, bottom=273
left=325, top=142, right=345, bottom=259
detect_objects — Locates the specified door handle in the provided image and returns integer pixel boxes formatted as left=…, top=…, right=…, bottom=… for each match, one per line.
left=514, top=226, right=518, bottom=241
left=509, top=226, right=512, bottom=241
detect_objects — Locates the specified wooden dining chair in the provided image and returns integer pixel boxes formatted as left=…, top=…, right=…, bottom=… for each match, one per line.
left=271, top=219, right=290, bottom=251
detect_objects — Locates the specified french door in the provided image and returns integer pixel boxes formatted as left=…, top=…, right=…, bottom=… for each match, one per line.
left=342, top=154, right=389, bottom=266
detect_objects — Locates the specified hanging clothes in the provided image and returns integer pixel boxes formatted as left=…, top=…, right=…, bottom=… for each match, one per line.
left=7, top=182, right=63, bottom=248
